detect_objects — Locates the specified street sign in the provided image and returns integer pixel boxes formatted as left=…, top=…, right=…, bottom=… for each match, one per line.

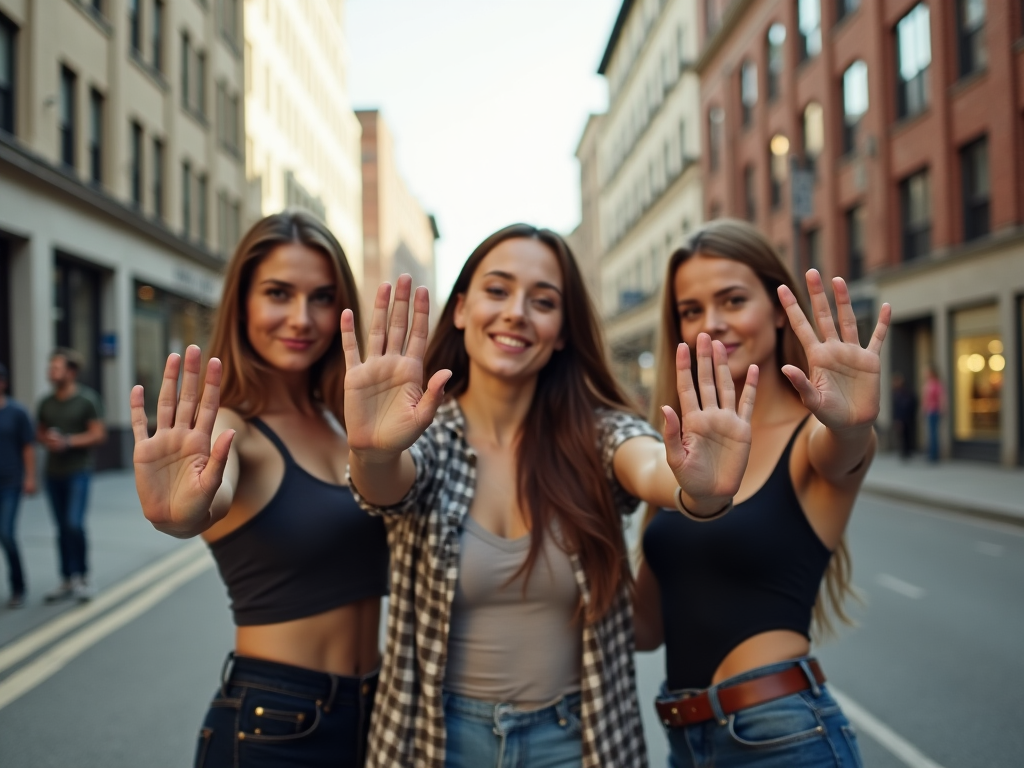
left=791, top=168, right=814, bottom=222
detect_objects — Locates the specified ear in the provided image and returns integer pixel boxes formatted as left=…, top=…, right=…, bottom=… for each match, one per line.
left=774, top=303, right=786, bottom=329
left=453, top=293, right=467, bottom=331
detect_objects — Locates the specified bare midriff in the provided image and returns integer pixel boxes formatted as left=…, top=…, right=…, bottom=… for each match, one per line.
left=234, top=596, right=382, bottom=677
left=710, top=630, right=811, bottom=686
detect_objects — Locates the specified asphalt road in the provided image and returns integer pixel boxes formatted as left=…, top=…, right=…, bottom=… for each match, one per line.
left=0, top=484, right=1021, bottom=767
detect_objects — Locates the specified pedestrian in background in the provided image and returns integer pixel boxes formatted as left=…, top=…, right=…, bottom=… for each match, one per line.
left=891, top=372, right=917, bottom=459
left=131, top=211, right=388, bottom=768
left=923, top=365, right=945, bottom=463
left=36, top=348, right=106, bottom=603
left=0, top=362, right=36, bottom=608
left=635, top=219, right=889, bottom=768
left=344, top=224, right=757, bottom=768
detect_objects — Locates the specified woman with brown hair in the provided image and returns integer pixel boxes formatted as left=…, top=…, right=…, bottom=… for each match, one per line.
left=341, top=223, right=758, bottom=768
left=635, top=218, right=890, bottom=767
left=130, top=211, right=389, bottom=768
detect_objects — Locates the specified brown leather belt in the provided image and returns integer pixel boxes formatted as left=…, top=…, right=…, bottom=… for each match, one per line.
left=655, top=659, right=827, bottom=728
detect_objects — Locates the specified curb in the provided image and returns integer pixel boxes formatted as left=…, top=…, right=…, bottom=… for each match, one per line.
left=862, top=483, right=1024, bottom=529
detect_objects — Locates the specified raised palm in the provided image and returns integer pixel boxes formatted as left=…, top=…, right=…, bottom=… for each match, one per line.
left=342, top=276, right=450, bottom=460
left=778, top=270, right=891, bottom=433
left=130, top=345, right=234, bottom=537
left=662, top=334, right=759, bottom=501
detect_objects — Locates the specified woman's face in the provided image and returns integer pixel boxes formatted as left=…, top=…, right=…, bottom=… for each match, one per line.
left=246, top=243, right=341, bottom=373
left=673, top=254, right=784, bottom=381
left=454, top=237, right=566, bottom=384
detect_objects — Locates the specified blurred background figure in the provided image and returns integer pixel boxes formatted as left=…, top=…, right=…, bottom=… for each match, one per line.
left=923, top=365, right=945, bottom=463
left=0, top=361, right=35, bottom=608
left=36, top=348, right=106, bottom=603
left=891, top=372, right=917, bottom=460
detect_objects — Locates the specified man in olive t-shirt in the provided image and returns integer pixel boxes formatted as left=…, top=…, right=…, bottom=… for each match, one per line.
left=36, top=349, right=106, bottom=602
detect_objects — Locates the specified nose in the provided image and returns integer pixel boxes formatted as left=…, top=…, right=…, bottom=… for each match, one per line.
left=701, top=307, right=727, bottom=335
left=289, top=296, right=313, bottom=329
left=502, top=290, right=527, bottom=323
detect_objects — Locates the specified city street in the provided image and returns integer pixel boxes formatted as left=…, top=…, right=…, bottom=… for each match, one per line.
left=0, top=472, right=1021, bottom=766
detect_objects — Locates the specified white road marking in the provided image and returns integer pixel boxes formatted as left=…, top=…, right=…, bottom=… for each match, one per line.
left=0, top=550, right=213, bottom=712
left=831, top=686, right=948, bottom=768
left=975, top=541, right=1005, bottom=557
left=875, top=573, right=926, bottom=599
left=0, top=541, right=207, bottom=675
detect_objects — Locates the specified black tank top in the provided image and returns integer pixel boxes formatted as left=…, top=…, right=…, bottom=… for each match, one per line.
left=642, top=417, right=831, bottom=690
left=208, top=418, right=389, bottom=626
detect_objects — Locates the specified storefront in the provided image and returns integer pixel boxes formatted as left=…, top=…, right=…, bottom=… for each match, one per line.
left=53, top=254, right=104, bottom=395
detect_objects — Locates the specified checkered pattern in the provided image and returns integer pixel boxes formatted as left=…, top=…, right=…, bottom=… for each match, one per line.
left=350, top=399, right=659, bottom=768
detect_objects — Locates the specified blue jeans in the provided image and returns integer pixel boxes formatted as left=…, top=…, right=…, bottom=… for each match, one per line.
left=45, top=472, right=91, bottom=580
left=659, top=659, right=863, bottom=768
left=444, top=690, right=583, bottom=768
left=0, top=486, right=25, bottom=595
left=196, top=654, right=378, bottom=768
left=927, top=411, right=941, bottom=462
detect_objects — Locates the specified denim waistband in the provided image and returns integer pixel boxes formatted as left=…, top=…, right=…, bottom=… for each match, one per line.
left=660, top=656, right=823, bottom=700
left=444, top=689, right=582, bottom=729
left=221, top=653, right=379, bottom=704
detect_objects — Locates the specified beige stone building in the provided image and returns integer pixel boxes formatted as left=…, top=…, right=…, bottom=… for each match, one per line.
left=0, top=0, right=246, bottom=468
left=243, top=0, right=363, bottom=283
left=356, top=109, right=437, bottom=308
left=585, top=0, right=705, bottom=409
left=566, top=113, right=604, bottom=305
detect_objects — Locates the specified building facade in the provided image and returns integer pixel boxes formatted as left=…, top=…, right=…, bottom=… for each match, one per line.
left=566, top=113, right=605, bottom=305
left=589, top=0, right=705, bottom=410
left=698, top=0, right=1024, bottom=465
left=243, top=0, right=363, bottom=283
left=356, top=109, right=437, bottom=310
left=0, top=0, right=247, bottom=468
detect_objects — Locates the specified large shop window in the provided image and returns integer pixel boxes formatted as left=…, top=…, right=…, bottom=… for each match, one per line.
left=134, top=282, right=214, bottom=429
left=53, top=257, right=102, bottom=394
left=953, top=303, right=1002, bottom=453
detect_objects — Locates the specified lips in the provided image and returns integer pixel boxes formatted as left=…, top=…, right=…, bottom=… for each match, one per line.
left=280, top=338, right=315, bottom=351
left=490, top=333, right=531, bottom=352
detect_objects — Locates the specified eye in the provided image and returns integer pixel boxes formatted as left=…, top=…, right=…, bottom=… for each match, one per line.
left=533, top=297, right=558, bottom=311
left=310, top=292, right=336, bottom=306
left=485, top=286, right=507, bottom=298
left=725, top=295, right=748, bottom=308
left=679, top=306, right=702, bottom=321
left=266, top=287, right=288, bottom=300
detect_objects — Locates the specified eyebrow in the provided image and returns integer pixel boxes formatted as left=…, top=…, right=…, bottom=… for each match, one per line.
left=259, top=279, right=336, bottom=292
left=676, top=284, right=748, bottom=304
left=483, top=270, right=563, bottom=295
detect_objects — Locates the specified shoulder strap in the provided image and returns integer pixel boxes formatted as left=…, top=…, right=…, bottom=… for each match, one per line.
left=249, top=417, right=295, bottom=465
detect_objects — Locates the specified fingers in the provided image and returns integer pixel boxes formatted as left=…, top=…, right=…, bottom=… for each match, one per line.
left=782, top=364, right=821, bottom=411
left=415, top=369, right=453, bottom=428
left=385, top=275, right=413, bottom=355
left=174, top=346, right=203, bottom=430
left=366, top=283, right=392, bottom=358
left=199, top=429, right=235, bottom=501
left=712, top=340, right=735, bottom=411
left=867, top=303, right=892, bottom=356
left=674, top=343, right=701, bottom=415
left=777, top=284, right=820, bottom=350
left=831, top=277, right=861, bottom=345
left=340, top=309, right=362, bottom=370
left=737, top=365, right=759, bottom=423
left=130, top=385, right=149, bottom=443
left=194, top=358, right=223, bottom=437
left=405, top=286, right=431, bottom=361
left=156, top=353, right=181, bottom=430
left=804, top=269, right=840, bottom=342
left=660, top=405, right=686, bottom=468
left=694, top=334, right=719, bottom=409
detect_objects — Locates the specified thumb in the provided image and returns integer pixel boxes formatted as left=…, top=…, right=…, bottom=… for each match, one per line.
left=199, top=429, right=234, bottom=499
left=661, top=405, right=686, bottom=469
left=781, top=365, right=820, bottom=410
left=415, top=370, right=452, bottom=427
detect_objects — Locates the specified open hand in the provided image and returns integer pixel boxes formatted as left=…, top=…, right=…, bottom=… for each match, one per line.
left=661, top=334, right=758, bottom=502
left=130, top=345, right=234, bottom=537
left=778, top=270, right=890, bottom=433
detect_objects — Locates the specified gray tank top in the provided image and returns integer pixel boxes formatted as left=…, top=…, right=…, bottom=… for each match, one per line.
left=445, top=516, right=582, bottom=707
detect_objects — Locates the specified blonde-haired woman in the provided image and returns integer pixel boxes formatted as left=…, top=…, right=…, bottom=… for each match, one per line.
left=131, top=211, right=388, bottom=768
left=635, top=219, right=889, bottom=767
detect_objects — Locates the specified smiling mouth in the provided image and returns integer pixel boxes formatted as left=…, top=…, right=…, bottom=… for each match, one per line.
left=280, top=338, right=315, bottom=350
left=490, top=334, right=530, bottom=350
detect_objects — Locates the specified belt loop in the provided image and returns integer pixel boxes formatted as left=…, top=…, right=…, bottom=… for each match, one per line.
left=492, top=703, right=510, bottom=768
left=219, top=652, right=236, bottom=698
left=324, top=673, right=339, bottom=713
left=706, top=684, right=728, bottom=727
left=798, top=659, right=822, bottom=697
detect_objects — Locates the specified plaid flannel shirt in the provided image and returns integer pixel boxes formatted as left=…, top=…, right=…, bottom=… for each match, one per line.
left=350, top=399, right=660, bottom=768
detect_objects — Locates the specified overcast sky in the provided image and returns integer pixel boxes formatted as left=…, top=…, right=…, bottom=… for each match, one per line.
left=346, top=0, right=621, bottom=300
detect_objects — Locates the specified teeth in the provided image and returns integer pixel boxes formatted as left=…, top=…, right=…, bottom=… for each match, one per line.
left=493, top=335, right=527, bottom=348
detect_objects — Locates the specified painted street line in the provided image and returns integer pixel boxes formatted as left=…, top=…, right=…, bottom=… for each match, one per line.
left=0, top=541, right=207, bottom=676
left=875, top=573, right=926, bottom=599
left=0, top=551, right=213, bottom=712
left=974, top=541, right=1005, bottom=557
left=831, top=686, right=947, bottom=768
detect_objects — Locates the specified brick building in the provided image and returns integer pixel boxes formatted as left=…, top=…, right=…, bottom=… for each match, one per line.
left=697, top=0, right=1024, bottom=464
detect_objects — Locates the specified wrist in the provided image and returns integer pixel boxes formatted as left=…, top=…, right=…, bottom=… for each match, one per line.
left=675, top=488, right=733, bottom=521
left=349, top=447, right=402, bottom=468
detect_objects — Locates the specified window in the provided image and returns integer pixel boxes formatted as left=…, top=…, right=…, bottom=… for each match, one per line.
left=767, top=23, right=786, bottom=101
left=181, top=33, right=190, bottom=105
left=181, top=34, right=206, bottom=117
left=740, top=60, right=758, bottom=127
left=182, top=160, right=192, bottom=237
left=59, top=66, right=76, bottom=168
left=900, top=170, right=931, bottom=260
left=196, top=51, right=206, bottom=116
left=953, top=304, right=1002, bottom=446
left=896, top=4, right=931, bottom=119
left=217, top=86, right=240, bottom=153
left=961, top=137, right=990, bottom=241
left=152, top=138, right=164, bottom=219
left=708, top=107, right=724, bottom=173
left=957, top=0, right=987, bottom=77
left=129, top=0, right=141, bottom=53
left=846, top=205, right=865, bottom=280
left=197, top=173, right=208, bottom=243
left=836, top=0, right=860, bottom=22
left=220, top=0, right=240, bottom=45
left=744, top=165, right=757, bottom=222
left=152, top=0, right=163, bottom=72
left=130, top=121, right=143, bottom=206
left=842, top=60, right=868, bottom=155
left=770, top=135, right=789, bottom=209
left=0, top=13, right=15, bottom=134
left=218, top=191, right=241, bottom=255
left=798, top=0, right=822, bottom=60
left=803, top=102, right=824, bottom=177
left=89, top=89, right=103, bottom=184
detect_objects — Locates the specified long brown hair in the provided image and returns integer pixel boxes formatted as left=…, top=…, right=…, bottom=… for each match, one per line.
left=645, top=218, right=856, bottom=639
left=207, top=210, right=364, bottom=424
left=425, top=224, right=637, bottom=624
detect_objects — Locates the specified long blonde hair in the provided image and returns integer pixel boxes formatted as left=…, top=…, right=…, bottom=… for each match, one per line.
left=644, top=218, right=856, bottom=639
left=206, top=210, right=364, bottom=425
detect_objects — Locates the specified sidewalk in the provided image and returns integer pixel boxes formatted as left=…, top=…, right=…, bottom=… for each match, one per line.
left=863, top=452, right=1024, bottom=525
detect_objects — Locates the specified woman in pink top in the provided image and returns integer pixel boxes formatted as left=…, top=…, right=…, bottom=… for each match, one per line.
left=923, top=365, right=945, bottom=462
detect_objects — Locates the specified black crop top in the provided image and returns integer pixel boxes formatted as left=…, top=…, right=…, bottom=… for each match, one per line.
left=642, top=417, right=831, bottom=690
left=208, top=418, right=389, bottom=626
